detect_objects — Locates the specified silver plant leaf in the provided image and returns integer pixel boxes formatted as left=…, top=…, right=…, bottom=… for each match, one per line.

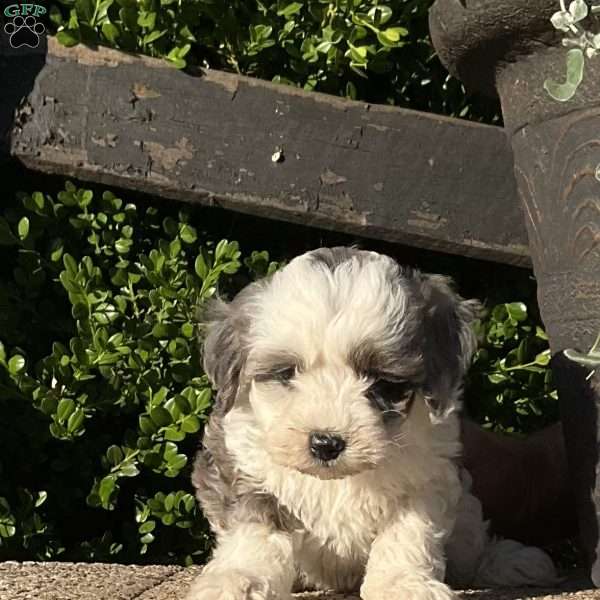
left=564, top=348, right=600, bottom=366
left=553, top=11, right=571, bottom=30
left=544, top=48, right=585, bottom=101
left=551, top=10, right=572, bottom=31
left=569, top=0, right=589, bottom=23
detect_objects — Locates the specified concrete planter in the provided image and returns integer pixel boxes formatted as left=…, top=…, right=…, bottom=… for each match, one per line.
left=430, top=0, right=600, bottom=583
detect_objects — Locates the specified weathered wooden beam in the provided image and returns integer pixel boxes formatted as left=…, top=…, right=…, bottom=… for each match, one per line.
left=7, top=38, right=530, bottom=266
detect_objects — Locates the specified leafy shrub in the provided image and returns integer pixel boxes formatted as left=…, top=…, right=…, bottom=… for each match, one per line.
left=0, top=181, right=554, bottom=562
left=465, top=302, right=557, bottom=435
left=0, top=181, right=277, bottom=563
left=49, top=0, right=499, bottom=122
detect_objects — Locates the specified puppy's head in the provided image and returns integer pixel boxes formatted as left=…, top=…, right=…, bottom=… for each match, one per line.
left=203, top=247, right=480, bottom=480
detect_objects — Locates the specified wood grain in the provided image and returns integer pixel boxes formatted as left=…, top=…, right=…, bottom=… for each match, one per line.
left=4, top=38, right=530, bottom=266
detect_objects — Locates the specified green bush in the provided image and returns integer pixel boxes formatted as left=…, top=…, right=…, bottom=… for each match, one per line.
left=50, top=0, right=499, bottom=122
left=465, top=302, right=557, bottom=435
left=0, top=181, right=555, bottom=562
left=0, top=181, right=277, bottom=563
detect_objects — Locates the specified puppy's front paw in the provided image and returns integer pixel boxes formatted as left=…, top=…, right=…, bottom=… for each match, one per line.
left=186, top=570, right=281, bottom=600
left=361, top=577, right=457, bottom=600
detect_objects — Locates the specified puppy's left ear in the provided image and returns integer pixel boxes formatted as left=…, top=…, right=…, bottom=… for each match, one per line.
left=418, top=274, right=482, bottom=419
left=201, top=294, right=251, bottom=416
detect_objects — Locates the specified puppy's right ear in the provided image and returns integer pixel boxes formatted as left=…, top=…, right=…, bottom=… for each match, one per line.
left=202, top=297, right=249, bottom=415
left=418, top=274, right=482, bottom=420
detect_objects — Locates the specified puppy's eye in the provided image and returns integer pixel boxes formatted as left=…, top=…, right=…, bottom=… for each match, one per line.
left=275, top=366, right=296, bottom=383
left=366, top=375, right=414, bottom=405
left=255, top=365, right=297, bottom=386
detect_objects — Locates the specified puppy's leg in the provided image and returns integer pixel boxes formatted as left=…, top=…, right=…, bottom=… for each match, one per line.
left=445, top=496, right=487, bottom=587
left=446, top=489, right=554, bottom=588
left=186, top=522, right=295, bottom=600
left=361, top=499, right=456, bottom=600
left=474, top=538, right=558, bottom=588
left=447, top=472, right=558, bottom=588
left=445, top=471, right=488, bottom=587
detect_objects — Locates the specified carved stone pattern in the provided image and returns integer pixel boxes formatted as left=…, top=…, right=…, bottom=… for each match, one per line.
left=512, top=107, right=600, bottom=351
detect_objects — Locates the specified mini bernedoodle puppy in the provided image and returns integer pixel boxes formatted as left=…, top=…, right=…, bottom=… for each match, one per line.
left=187, top=247, right=557, bottom=600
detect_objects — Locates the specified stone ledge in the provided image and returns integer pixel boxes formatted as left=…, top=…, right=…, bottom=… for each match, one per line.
left=0, top=562, right=596, bottom=600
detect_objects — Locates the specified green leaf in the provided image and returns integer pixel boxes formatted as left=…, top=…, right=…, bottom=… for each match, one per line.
left=544, top=48, right=585, bottom=102
left=564, top=348, right=600, bottom=367
left=139, top=520, right=155, bottom=534
left=570, top=0, right=589, bottom=22
left=162, top=217, right=178, bottom=236
left=368, top=5, right=392, bottom=25
left=506, top=302, right=527, bottom=324
left=377, top=27, right=407, bottom=47
left=214, top=239, right=229, bottom=262
left=0, top=522, right=16, bottom=538
left=179, top=224, right=197, bottom=244
left=277, top=2, right=303, bottom=17
left=32, top=191, right=45, bottom=209
left=143, top=29, right=166, bottom=45
left=167, top=453, right=187, bottom=470
left=79, top=190, right=94, bottom=207
left=182, top=494, right=195, bottom=513
left=99, top=476, right=116, bottom=505
left=75, top=0, right=95, bottom=22
left=346, top=42, right=368, bottom=63
left=40, top=395, right=58, bottom=416
left=164, top=493, right=175, bottom=512
left=115, top=238, right=133, bottom=254
left=67, top=408, right=85, bottom=433
left=164, top=427, right=186, bottom=441
left=56, top=29, right=80, bottom=47
left=63, top=254, right=78, bottom=276
left=161, top=512, right=176, bottom=525
left=151, top=323, right=171, bottom=339
left=137, top=10, right=156, bottom=28
left=17, top=217, right=30, bottom=240
left=119, top=463, right=139, bottom=477
left=194, top=254, right=208, bottom=280
left=150, top=406, right=172, bottom=427
left=181, top=414, right=200, bottom=433
left=50, top=238, right=65, bottom=262
left=535, top=350, right=551, bottom=366
left=57, top=398, right=76, bottom=422
left=167, top=46, right=189, bottom=68
left=106, top=445, right=124, bottom=466
left=35, top=491, right=48, bottom=507
left=102, top=22, right=121, bottom=43
left=7, top=355, right=25, bottom=375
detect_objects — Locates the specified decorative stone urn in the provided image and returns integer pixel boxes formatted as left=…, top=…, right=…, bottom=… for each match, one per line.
left=430, top=0, right=600, bottom=585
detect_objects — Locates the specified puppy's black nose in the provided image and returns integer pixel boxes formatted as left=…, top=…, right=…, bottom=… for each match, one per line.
left=309, top=432, right=346, bottom=462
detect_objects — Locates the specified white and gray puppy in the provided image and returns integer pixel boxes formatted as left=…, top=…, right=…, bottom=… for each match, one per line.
left=187, top=247, right=557, bottom=600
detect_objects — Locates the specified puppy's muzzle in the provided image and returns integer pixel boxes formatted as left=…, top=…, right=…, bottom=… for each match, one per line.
left=309, top=432, right=346, bottom=462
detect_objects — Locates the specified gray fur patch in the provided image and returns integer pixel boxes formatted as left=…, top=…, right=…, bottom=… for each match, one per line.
left=305, top=246, right=382, bottom=272
left=201, top=280, right=266, bottom=415
left=416, top=273, right=482, bottom=417
left=192, top=415, right=298, bottom=536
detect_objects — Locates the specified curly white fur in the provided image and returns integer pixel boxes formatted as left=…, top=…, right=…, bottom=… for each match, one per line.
left=187, top=248, right=558, bottom=600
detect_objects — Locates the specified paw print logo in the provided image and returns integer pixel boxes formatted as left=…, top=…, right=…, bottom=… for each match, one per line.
left=4, top=15, right=45, bottom=49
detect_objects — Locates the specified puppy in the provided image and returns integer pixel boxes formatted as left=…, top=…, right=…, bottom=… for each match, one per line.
left=188, top=247, right=557, bottom=600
